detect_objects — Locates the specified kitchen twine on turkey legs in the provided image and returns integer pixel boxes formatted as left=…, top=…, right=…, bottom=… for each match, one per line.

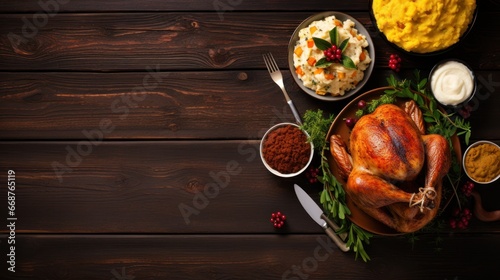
left=409, top=187, right=437, bottom=212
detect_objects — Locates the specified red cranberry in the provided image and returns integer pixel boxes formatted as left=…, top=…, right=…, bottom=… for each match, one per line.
left=345, top=117, right=357, bottom=129
left=357, top=100, right=367, bottom=109
left=270, top=211, right=287, bottom=229
left=388, top=54, right=402, bottom=72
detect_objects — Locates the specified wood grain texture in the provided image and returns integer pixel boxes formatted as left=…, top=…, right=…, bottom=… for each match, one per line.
left=0, top=141, right=498, bottom=234
left=0, top=140, right=318, bottom=233
left=0, top=1, right=499, bottom=278
left=0, top=69, right=341, bottom=140
left=0, top=0, right=371, bottom=13
left=1, top=70, right=499, bottom=140
left=0, top=234, right=499, bottom=279
left=0, top=9, right=497, bottom=71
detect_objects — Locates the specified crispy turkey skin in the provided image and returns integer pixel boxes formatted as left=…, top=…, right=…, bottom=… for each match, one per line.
left=331, top=102, right=451, bottom=233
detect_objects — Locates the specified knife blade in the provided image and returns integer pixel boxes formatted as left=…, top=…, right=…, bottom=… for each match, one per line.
left=294, top=184, right=349, bottom=252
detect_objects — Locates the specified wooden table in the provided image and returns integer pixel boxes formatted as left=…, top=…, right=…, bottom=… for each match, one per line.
left=1, top=0, right=499, bottom=279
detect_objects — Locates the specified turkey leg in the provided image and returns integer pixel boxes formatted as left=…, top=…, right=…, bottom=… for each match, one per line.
left=422, top=134, right=451, bottom=190
left=346, top=169, right=416, bottom=229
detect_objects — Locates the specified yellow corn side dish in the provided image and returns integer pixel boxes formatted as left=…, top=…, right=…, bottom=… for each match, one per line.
left=372, top=0, right=476, bottom=53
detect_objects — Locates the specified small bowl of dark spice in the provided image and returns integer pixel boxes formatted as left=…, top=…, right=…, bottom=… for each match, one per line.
left=260, top=122, right=314, bottom=177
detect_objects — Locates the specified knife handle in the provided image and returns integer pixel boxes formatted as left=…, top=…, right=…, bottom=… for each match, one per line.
left=321, top=213, right=347, bottom=241
left=325, top=227, right=350, bottom=252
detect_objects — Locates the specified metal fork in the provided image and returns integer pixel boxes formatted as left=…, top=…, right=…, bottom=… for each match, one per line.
left=262, top=52, right=302, bottom=125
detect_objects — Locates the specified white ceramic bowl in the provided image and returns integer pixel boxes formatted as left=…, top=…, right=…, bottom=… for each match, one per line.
left=463, top=140, right=500, bottom=184
left=260, top=122, right=314, bottom=177
left=288, top=11, right=375, bottom=101
left=429, top=58, right=477, bottom=108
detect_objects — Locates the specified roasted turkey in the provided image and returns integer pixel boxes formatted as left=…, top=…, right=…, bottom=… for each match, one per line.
left=330, top=101, right=451, bottom=233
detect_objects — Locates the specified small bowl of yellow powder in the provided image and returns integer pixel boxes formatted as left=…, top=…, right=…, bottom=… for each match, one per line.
left=463, top=141, right=500, bottom=184
left=370, top=0, right=477, bottom=55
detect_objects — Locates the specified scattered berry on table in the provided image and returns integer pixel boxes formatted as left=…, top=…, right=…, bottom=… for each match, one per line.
left=324, top=45, right=342, bottom=62
left=449, top=207, right=473, bottom=230
left=388, top=54, right=402, bottom=72
left=345, top=117, right=357, bottom=129
left=458, top=104, right=473, bottom=119
left=270, top=211, right=286, bottom=229
left=461, top=181, right=475, bottom=197
left=306, top=167, right=320, bottom=184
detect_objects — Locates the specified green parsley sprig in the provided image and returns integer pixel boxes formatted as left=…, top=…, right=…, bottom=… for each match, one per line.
left=355, top=70, right=472, bottom=229
left=356, top=71, right=471, bottom=145
left=301, top=109, right=334, bottom=150
left=301, top=109, right=372, bottom=262
left=318, top=146, right=372, bottom=262
left=301, top=70, right=472, bottom=261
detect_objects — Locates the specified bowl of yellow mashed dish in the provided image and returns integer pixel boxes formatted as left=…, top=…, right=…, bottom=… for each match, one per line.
left=370, top=0, right=477, bottom=55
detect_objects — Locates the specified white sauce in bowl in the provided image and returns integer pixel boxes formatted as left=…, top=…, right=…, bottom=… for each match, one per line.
left=430, top=60, right=474, bottom=106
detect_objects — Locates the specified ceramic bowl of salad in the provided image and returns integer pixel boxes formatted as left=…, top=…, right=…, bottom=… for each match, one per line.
left=288, top=11, right=375, bottom=101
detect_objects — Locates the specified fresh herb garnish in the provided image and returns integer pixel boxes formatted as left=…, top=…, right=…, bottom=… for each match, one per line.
left=318, top=146, right=372, bottom=262
left=300, top=109, right=334, bottom=149
left=313, top=38, right=334, bottom=53
left=341, top=55, right=356, bottom=70
left=312, top=26, right=356, bottom=70
left=301, top=70, right=472, bottom=262
left=301, top=109, right=372, bottom=262
left=356, top=70, right=472, bottom=145
left=356, top=70, right=471, bottom=211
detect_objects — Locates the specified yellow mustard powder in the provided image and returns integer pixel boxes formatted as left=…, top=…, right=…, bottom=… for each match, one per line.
left=465, top=143, right=500, bottom=183
left=372, top=0, right=476, bottom=53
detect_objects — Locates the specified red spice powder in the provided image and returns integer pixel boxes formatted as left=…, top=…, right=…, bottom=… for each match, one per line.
left=262, top=125, right=312, bottom=174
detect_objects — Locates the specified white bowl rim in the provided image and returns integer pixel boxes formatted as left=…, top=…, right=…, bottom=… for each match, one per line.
left=428, top=58, right=477, bottom=108
left=288, top=11, right=375, bottom=101
left=462, top=140, right=500, bottom=184
left=260, top=122, right=314, bottom=177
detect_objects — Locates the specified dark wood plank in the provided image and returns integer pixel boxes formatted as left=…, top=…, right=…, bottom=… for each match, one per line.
left=0, top=12, right=339, bottom=71
left=0, top=70, right=295, bottom=140
left=0, top=1, right=498, bottom=279
left=0, top=10, right=498, bottom=71
left=0, top=69, right=341, bottom=140
left=0, top=141, right=498, bottom=233
left=0, top=0, right=371, bottom=13
left=1, top=234, right=499, bottom=279
left=0, top=140, right=319, bottom=233
left=1, top=70, right=498, bottom=140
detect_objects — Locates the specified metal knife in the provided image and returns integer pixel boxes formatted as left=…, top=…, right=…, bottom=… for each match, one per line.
left=294, top=184, right=350, bottom=252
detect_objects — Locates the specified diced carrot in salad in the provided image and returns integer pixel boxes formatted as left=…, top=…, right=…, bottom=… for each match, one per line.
left=324, top=73, right=335, bottom=80
left=307, top=38, right=314, bottom=48
left=359, top=51, right=366, bottom=61
left=307, top=57, right=316, bottom=66
left=295, top=66, right=304, bottom=76
left=314, top=68, right=324, bottom=75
